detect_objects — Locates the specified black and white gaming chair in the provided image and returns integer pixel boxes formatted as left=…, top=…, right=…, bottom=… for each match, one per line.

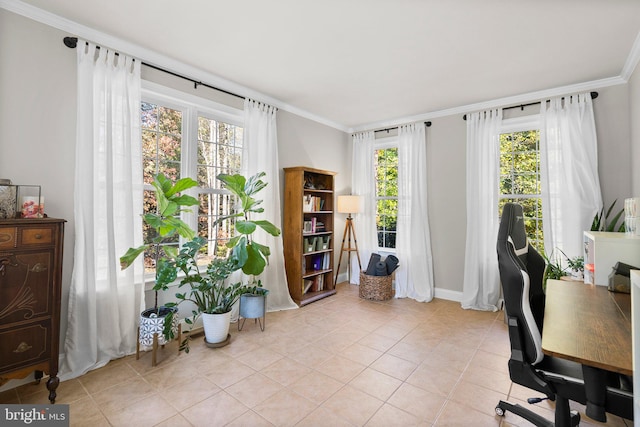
left=495, top=203, right=632, bottom=427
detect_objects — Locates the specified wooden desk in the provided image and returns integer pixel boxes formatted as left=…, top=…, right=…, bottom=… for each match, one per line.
left=541, top=279, right=632, bottom=376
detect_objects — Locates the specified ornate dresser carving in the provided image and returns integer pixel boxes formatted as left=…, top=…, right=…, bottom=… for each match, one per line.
left=0, top=218, right=65, bottom=403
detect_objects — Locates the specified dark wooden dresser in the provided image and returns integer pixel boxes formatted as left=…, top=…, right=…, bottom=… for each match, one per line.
left=0, top=218, right=65, bottom=403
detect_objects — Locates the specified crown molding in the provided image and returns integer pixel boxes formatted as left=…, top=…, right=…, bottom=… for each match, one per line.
left=0, top=0, right=350, bottom=133
left=621, top=30, right=640, bottom=82
left=349, top=75, right=627, bottom=133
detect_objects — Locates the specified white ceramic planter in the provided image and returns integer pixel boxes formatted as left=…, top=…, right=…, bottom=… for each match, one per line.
left=202, top=311, right=231, bottom=344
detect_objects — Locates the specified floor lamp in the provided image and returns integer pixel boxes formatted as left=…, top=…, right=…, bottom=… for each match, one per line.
left=335, top=195, right=363, bottom=284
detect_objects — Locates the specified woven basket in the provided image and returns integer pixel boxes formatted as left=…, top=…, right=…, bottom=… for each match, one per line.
left=359, top=271, right=392, bottom=301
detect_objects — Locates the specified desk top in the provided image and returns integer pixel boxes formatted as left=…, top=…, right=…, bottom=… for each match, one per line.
left=541, top=279, right=632, bottom=376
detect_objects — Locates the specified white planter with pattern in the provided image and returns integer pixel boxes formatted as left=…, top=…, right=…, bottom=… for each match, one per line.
left=139, top=306, right=178, bottom=347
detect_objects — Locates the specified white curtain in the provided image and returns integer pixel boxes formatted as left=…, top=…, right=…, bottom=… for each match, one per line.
left=395, top=124, right=434, bottom=301
left=61, top=41, right=144, bottom=380
left=462, top=109, right=502, bottom=311
left=349, top=131, right=378, bottom=284
left=540, top=93, right=602, bottom=259
left=241, top=99, right=297, bottom=311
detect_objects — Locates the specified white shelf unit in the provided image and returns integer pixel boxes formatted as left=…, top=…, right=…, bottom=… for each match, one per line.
left=583, top=231, right=640, bottom=286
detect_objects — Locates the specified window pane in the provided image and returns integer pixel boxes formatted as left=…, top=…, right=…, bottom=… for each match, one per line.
left=498, top=129, right=543, bottom=253
left=141, top=102, right=182, bottom=185
left=195, top=118, right=243, bottom=260
left=198, top=192, right=237, bottom=261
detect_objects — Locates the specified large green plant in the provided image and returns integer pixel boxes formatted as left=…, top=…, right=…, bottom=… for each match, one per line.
left=162, top=172, right=281, bottom=352
left=217, top=172, right=281, bottom=276
left=120, top=174, right=199, bottom=312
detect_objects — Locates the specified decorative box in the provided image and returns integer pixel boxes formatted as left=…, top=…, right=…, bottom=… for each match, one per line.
left=17, top=185, right=43, bottom=218
left=0, top=180, right=17, bottom=218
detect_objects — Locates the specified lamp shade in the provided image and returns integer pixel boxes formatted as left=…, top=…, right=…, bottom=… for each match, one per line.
left=337, top=195, right=363, bottom=214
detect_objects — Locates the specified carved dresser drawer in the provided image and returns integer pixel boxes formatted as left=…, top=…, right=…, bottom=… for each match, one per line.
left=0, top=218, right=65, bottom=404
left=0, top=227, right=16, bottom=250
left=0, top=321, right=50, bottom=372
left=20, top=227, right=54, bottom=246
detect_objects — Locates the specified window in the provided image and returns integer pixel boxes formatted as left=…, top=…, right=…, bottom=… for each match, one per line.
left=141, top=85, right=243, bottom=274
left=196, top=116, right=243, bottom=260
left=498, top=125, right=543, bottom=252
left=375, top=145, right=398, bottom=249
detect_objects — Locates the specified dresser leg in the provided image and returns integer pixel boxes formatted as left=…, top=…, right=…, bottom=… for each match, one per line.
left=46, top=375, right=59, bottom=404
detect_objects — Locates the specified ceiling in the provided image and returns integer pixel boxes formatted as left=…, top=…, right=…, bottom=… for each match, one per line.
left=12, top=0, right=640, bottom=131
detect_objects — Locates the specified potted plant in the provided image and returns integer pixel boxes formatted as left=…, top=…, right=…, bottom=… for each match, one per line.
left=119, top=173, right=199, bottom=351
left=542, top=250, right=567, bottom=290
left=216, top=172, right=280, bottom=331
left=566, top=255, right=584, bottom=281
left=165, top=240, right=246, bottom=350
left=164, top=171, right=281, bottom=350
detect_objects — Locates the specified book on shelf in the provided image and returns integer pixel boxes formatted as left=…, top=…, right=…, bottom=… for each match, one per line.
left=302, top=195, right=326, bottom=212
left=311, top=254, right=323, bottom=271
left=308, top=275, right=323, bottom=292
left=303, top=279, right=314, bottom=293
left=322, top=252, right=330, bottom=269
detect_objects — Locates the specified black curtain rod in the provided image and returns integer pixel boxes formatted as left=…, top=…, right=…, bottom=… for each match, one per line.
left=63, top=36, right=245, bottom=101
left=462, top=91, right=599, bottom=120
left=373, top=121, right=432, bottom=134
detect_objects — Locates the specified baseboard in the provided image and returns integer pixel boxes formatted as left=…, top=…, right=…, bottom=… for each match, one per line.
left=434, top=287, right=463, bottom=302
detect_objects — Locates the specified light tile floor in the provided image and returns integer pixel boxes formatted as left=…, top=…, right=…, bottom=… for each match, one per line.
left=0, top=282, right=632, bottom=426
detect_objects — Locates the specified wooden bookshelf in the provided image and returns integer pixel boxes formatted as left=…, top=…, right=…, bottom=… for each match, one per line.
left=283, top=167, right=336, bottom=306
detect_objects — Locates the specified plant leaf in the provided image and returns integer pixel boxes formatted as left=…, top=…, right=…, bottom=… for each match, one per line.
left=254, top=220, right=281, bottom=236
left=155, top=258, right=177, bottom=289
left=242, top=243, right=267, bottom=275
left=166, top=177, right=198, bottom=197
left=171, top=194, right=199, bottom=206
left=217, top=173, right=246, bottom=196
left=236, top=220, right=257, bottom=235
left=230, top=235, right=248, bottom=268
left=120, top=245, right=147, bottom=269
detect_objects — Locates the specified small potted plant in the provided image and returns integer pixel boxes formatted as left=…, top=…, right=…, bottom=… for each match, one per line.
left=119, top=174, right=199, bottom=352
left=165, top=240, right=246, bottom=350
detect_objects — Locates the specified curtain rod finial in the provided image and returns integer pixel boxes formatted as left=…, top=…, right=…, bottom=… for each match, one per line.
left=63, top=36, right=78, bottom=48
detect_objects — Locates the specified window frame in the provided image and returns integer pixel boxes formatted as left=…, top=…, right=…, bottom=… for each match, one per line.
left=141, top=81, right=244, bottom=282
left=374, top=136, right=399, bottom=253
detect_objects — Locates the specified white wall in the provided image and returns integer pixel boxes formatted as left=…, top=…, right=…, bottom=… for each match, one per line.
left=594, top=85, right=633, bottom=206
left=0, top=8, right=77, bottom=391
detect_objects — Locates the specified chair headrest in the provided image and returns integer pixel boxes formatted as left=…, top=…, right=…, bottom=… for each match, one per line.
left=498, top=203, right=529, bottom=265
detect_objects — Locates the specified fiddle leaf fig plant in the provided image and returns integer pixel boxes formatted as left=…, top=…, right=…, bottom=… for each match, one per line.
left=216, top=172, right=281, bottom=276
left=120, top=173, right=199, bottom=311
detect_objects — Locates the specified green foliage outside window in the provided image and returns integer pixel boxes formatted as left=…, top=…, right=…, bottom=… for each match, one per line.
left=140, top=101, right=243, bottom=274
left=499, top=130, right=544, bottom=253
left=375, top=147, right=398, bottom=249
